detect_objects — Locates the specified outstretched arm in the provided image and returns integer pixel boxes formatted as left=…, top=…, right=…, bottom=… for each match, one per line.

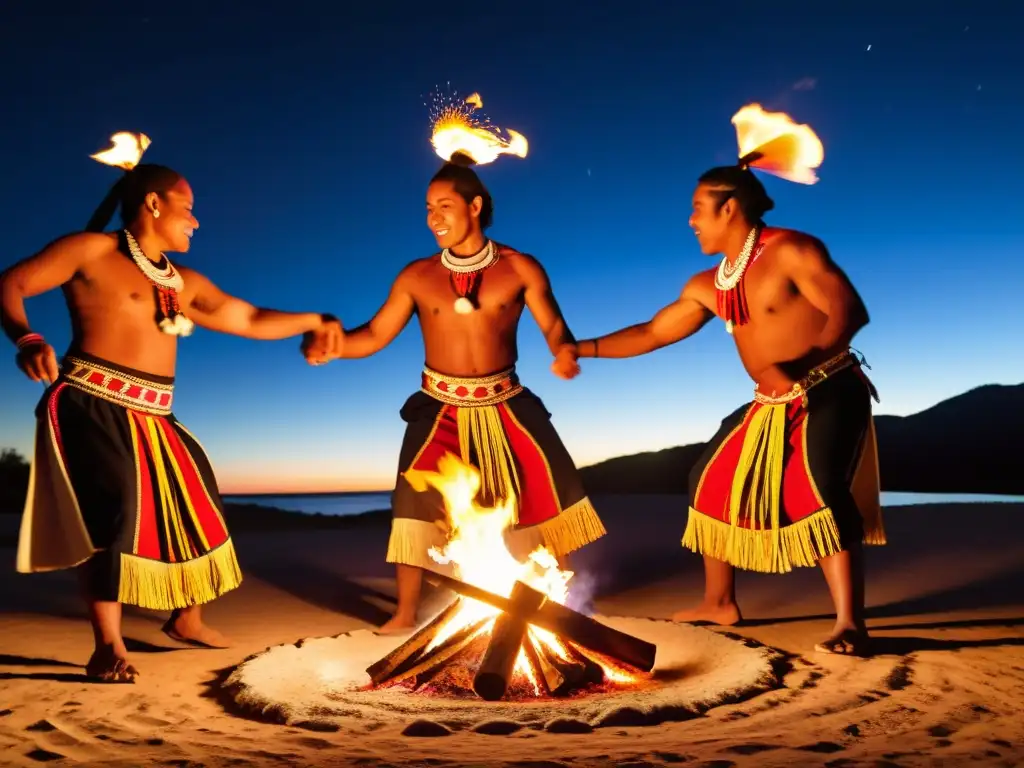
left=779, top=236, right=869, bottom=350
left=576, top=275, right=715, bottom=359
left=180, top=267, right=336, bottom=340
left=518, top=255, right=576, bottom=355
left=332, top=269, right=416, bottom=359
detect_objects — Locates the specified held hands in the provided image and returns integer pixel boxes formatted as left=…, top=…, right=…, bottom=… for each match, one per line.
left=551, top=343, right=581, bottom=380
left=302, top=316, right=345, bottom=366
left=16, top=338, right=59, bottom=385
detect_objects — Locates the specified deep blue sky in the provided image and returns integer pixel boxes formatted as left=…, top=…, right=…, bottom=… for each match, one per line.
left=1, top=2, right=1021, bottom=492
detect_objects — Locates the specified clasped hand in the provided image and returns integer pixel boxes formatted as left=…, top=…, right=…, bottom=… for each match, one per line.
left=302, top=317, right=344, bottom=366
left=551, top=343, right=581, bottom=380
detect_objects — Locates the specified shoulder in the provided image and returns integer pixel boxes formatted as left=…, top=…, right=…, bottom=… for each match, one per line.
left=764, top=227, right=828, bottom=259
left=497, top=244, right=546, bottom=279
left=48, top=231, right=119, bottom=262
left=682, top=266, right=718, bottom=305
left=397, top=254, right=438, bottom=279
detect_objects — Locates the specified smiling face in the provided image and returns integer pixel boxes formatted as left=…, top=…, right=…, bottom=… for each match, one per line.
left=688, top=183, right=737, bottom=255
left=147, top=178, right=199, bottom=253
left=426, top=179, right=482, bottom=251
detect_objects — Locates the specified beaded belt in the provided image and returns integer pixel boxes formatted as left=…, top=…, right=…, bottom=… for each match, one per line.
left=61, top=355, right=174, bottom=416
left=421, top=366, right=523, bottom=407
left=753, top=350, right=860, bottom=406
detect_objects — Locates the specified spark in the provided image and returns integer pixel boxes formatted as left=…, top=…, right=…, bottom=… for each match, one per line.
left=423, top=83, right=498, bottom=134
left=866, top=44, right=872, bottom=51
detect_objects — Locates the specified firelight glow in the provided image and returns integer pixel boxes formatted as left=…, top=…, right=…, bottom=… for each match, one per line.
left=404, top=453, right=637, bottom=693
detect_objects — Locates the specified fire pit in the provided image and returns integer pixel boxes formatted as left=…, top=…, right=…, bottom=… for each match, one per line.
left=218, top=455, right=784, bottom=733
left=366, top=573, right=656, bottom=701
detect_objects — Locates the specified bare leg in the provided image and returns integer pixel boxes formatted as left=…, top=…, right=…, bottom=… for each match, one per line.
left=79, top=568, right=138, bottom=682
left=163, top=603, right=230, bottom=648
left=671, top=555, right=743, bottom=625
left=378, top=564, right=421, bottom=634
left=815, top=544, right=869, bottom=655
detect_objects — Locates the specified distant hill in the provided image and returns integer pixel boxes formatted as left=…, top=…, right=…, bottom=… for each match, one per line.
left=579, top=383, right=1024, bottom=496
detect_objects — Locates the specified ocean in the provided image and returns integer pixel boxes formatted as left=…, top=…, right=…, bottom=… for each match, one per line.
left=222, top=491, right=1024, bottom=518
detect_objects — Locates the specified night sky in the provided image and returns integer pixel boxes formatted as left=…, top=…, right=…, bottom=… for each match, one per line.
left=1, top=2, right=1021, bottom=492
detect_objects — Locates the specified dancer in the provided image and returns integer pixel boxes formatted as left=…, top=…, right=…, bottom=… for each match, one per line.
left=567, top=105, right=885, bottom=655
left=1, top=132, right=342, bottom=681
left=307, top=96, right=605, bottom=633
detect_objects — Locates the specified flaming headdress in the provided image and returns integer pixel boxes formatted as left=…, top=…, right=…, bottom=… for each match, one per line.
left=428, top=88, right=528, bottom=165
left=90, top=131, right=152, bottom=172
left=731, top=103, right=823, bottom=184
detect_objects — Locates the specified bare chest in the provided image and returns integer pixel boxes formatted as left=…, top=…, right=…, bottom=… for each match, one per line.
left=70, top=252, right=169, bottom=315
left=415, top=263, right=525, bottom=321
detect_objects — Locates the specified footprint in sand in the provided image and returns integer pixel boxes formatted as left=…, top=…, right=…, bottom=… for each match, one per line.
left=25, top=748, right=65, bottom=763
left=724, top=743, right=781, bottom=756
left=798, top=741, right=846, bottom=754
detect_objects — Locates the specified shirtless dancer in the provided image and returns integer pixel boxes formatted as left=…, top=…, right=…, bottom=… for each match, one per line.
left=1, top=135, right=341, bottom=681
left=308, top=152, right=606, bottom=633
left=567, top=112, right=886, bottom=655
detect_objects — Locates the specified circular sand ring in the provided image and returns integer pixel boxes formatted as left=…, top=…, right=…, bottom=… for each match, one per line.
left=222, top=617, right=782, bottom=735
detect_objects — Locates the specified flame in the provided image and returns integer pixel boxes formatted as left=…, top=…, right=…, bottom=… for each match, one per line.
left=731, top=103, right=823, bottom=184
left=90, top=131, right=152, bottom=171
left=404, top=453, right=634, bottom=695
left=428, top=88, right=528, bottom=165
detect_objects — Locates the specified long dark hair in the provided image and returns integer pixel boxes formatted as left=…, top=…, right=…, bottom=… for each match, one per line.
left=85, top=164, right=183, bottom=233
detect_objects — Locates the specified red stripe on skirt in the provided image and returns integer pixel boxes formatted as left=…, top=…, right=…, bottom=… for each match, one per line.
left=410, top=403, right=562, bottom=527
left=160, top=419, right=228, bottom=550
left=694, top=400, right=824, bottom=527
left=130, top=412, right=162, bottom=560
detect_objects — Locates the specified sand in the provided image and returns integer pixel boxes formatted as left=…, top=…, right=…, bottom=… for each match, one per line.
left=2, top=497, right=1023, bottom=767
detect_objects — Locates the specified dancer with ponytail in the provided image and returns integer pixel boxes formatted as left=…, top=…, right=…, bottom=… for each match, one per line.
left=304, top=95, right=605, bottom=634
left=0, top=133, right=343, bottom=682
left=567, top=105, right=886, bottom=656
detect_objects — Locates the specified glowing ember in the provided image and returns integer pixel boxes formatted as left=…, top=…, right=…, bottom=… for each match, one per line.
left=90, top=131, right=151, bottom=170
left=732, top=103, right=824, bottom=184
left=427, top=86, right=528, bottom=165
left=396, top=453, right=641, bottom=699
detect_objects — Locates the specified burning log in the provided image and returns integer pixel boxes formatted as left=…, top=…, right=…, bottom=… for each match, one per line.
left=372, top=613, right=489, bottom=689
left=472, top=580, right=547, bottom=701
left=523, top=636, right=591, bottom=696
left=366, top=599, right=463, bottom=686
left=425, top=572, right=657, bottom=673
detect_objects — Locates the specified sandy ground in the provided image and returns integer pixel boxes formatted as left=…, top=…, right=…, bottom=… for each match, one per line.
left=1, top=496, right=1023, bottom=767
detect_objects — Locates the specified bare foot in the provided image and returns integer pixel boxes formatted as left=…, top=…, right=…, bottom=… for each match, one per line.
left=162, top=617, right=231, bottom=649
left=85, top=647, right=139, bottom=683
left=376, top=614, right=417, bottom=635
left=814, top=625, right=870, bottom=657
left=670, top=602, right=743, bottom=626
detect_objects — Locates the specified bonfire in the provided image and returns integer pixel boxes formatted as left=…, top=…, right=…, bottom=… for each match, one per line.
left=365, top=454, right=655, bottom=701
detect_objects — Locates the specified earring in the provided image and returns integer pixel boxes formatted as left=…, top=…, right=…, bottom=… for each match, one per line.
left=152, top=209, right=160, bottom=219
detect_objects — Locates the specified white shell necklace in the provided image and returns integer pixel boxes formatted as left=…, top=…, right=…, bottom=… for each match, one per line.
left=124, top=229, right=194, bottom=336
left=441, top=239, right=497, bottom=273
left=713, top=227, right=759, bottom=292
left=441, top=240, right=498, bottom=314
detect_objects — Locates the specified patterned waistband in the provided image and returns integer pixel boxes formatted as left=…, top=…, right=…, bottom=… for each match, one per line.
left=60, top=355, right=174, bottom=415
left=753, top=350, right=860, bottom=405
left=421, top=366, right=523, bottom=407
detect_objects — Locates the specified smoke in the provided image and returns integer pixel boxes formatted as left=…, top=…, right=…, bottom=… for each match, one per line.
left=565, top=565, right=603, bottom=616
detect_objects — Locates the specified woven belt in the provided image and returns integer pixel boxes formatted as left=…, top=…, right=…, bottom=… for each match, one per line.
left=61, top=355, right=174, bottom=415
left=420, top=366, right=523, bottom=407
left=753, top=350, right=859, bottom=406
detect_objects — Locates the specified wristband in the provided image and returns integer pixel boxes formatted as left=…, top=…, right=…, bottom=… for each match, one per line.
left=15, top=333, right=45, bottom=352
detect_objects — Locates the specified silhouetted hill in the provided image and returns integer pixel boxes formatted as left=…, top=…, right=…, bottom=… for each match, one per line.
left=579, top=383, right=1024, bottom=496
